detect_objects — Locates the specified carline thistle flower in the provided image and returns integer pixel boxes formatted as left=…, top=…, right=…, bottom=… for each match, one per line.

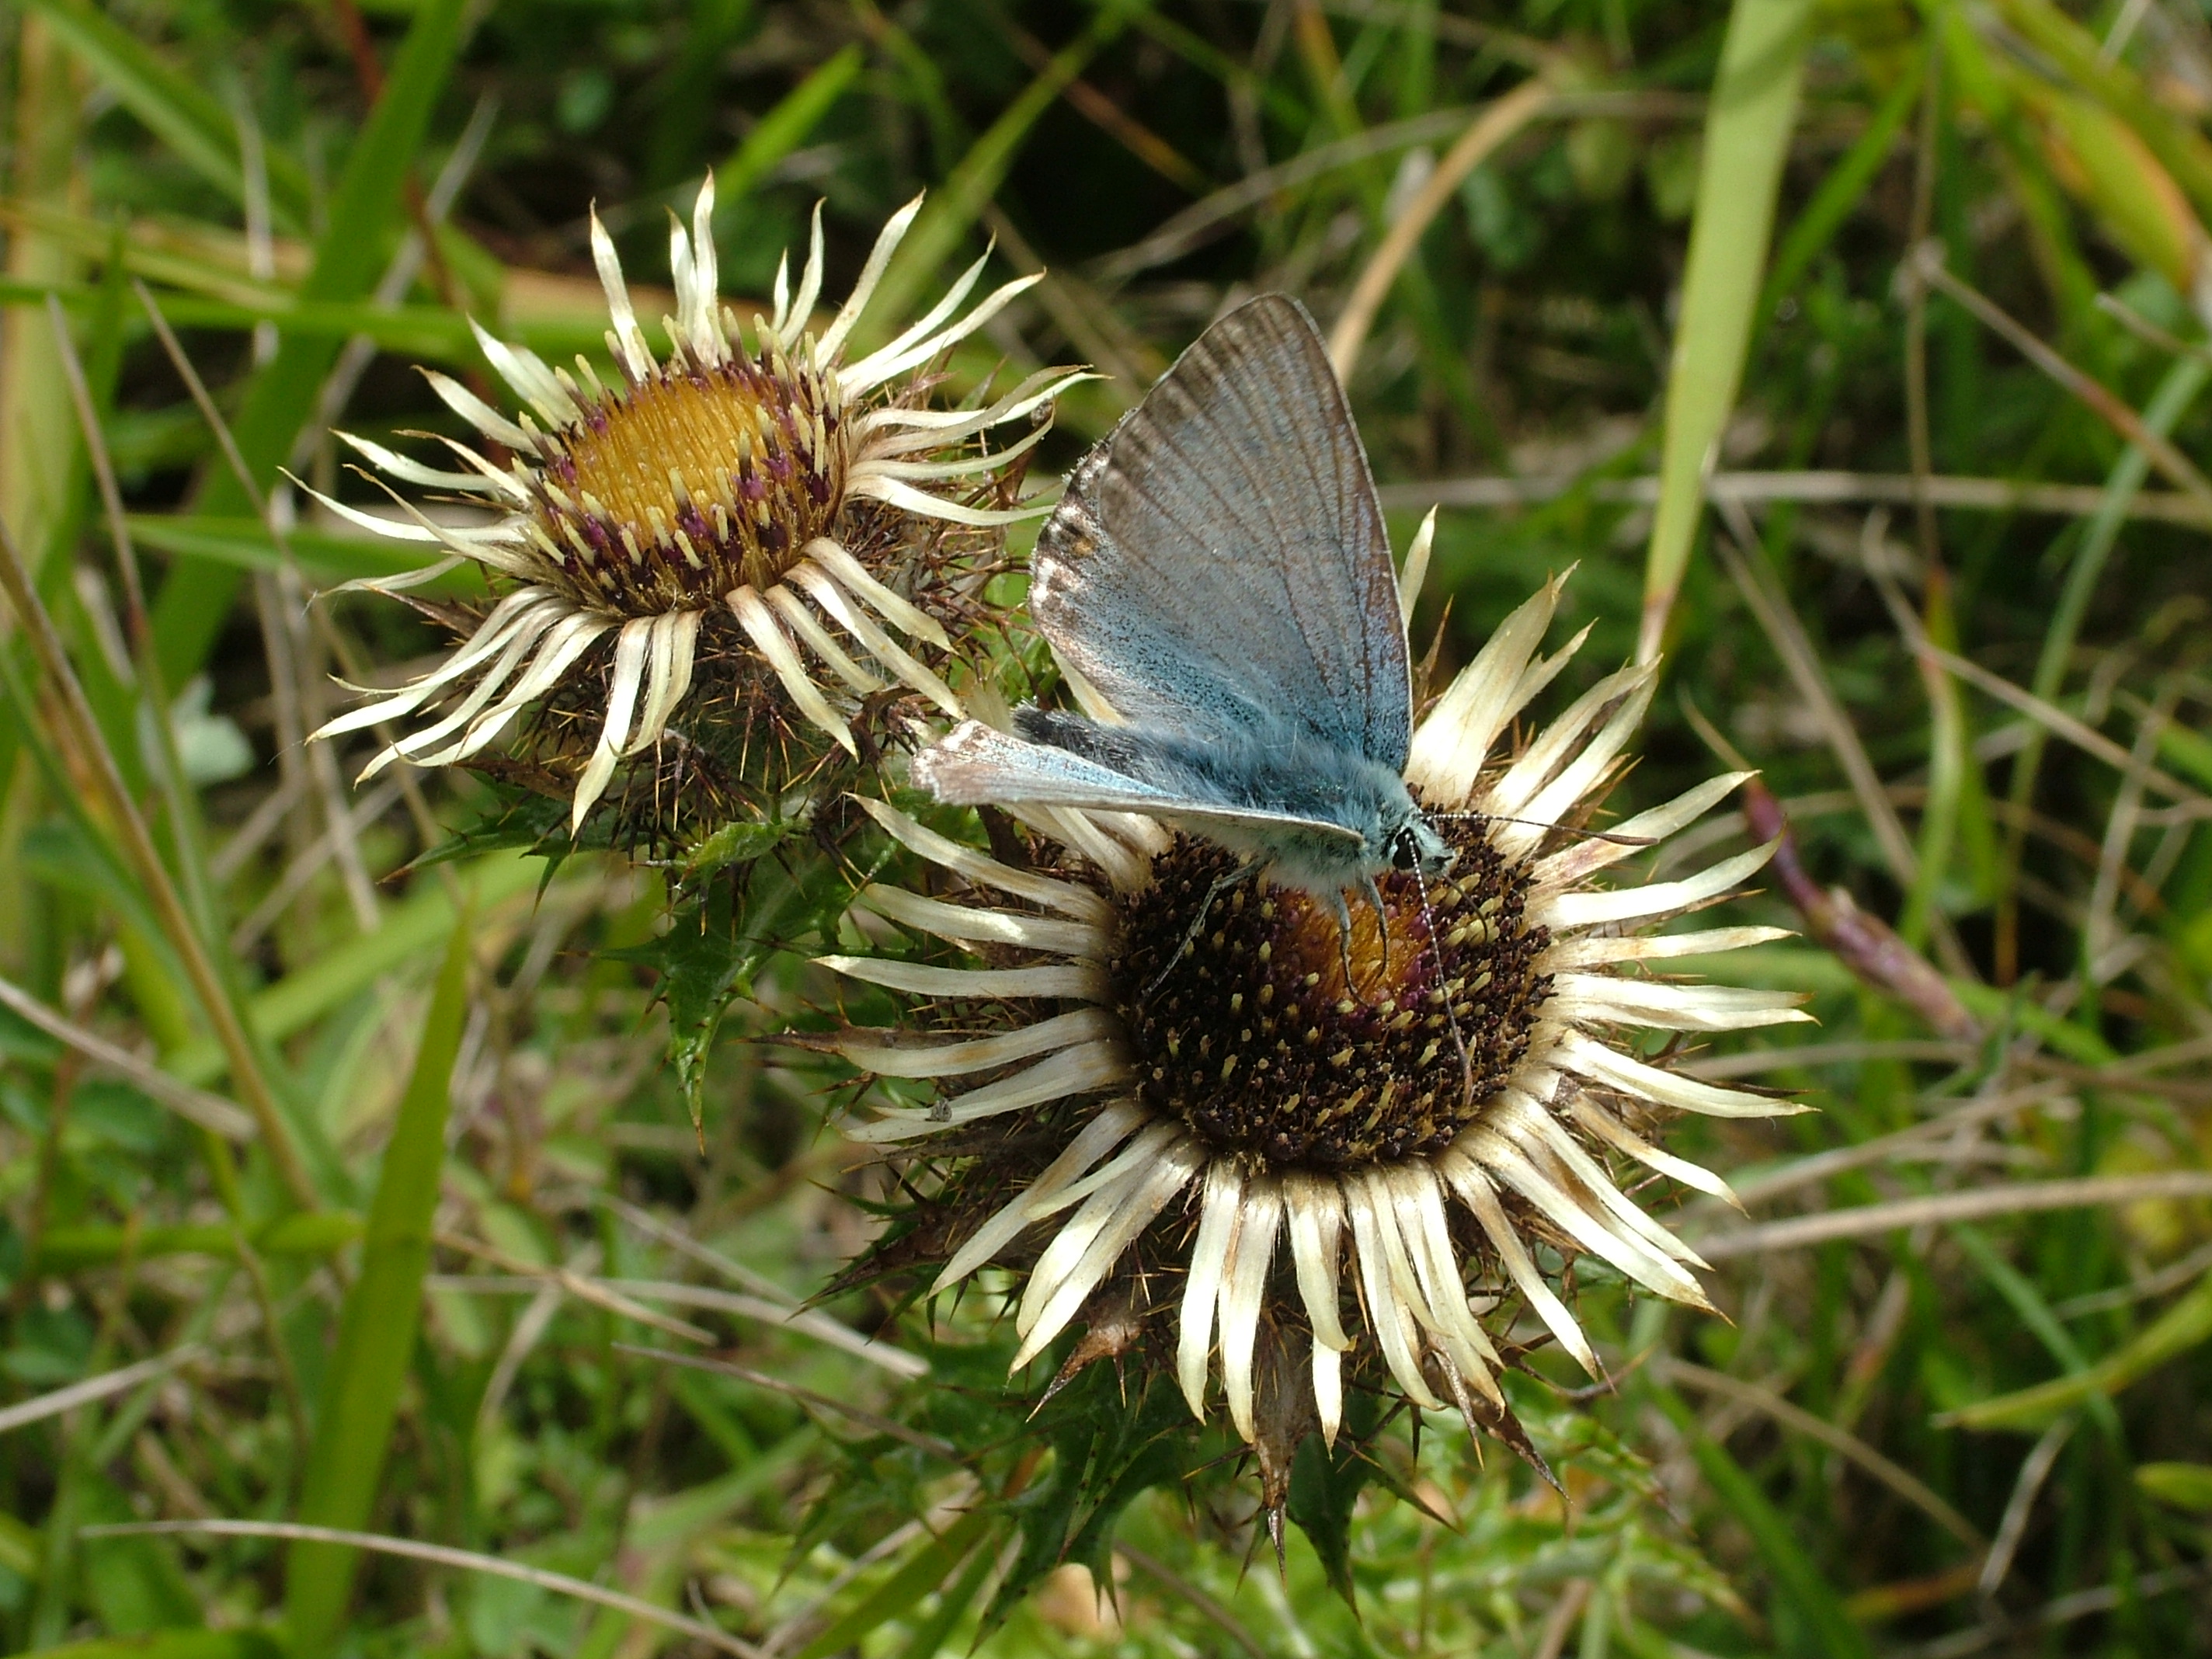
left=819, top=564, right=1807, bottom=1494
left=311, top=177, right=1083, bottom=830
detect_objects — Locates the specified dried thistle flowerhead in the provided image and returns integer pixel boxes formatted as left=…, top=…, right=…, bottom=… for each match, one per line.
left=313, top=176, right=1083, bottom=833
left=818, top=572, right=1803, bottom=1508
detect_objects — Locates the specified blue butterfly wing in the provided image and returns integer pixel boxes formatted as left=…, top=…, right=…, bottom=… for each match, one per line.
left=1031, top=294, right=1412, bottom=771
left=914, top=721, right=1365, bottom=846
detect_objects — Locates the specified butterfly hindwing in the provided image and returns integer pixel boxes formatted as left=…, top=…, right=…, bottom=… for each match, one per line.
left=913, top=720, right=1365, bottom=846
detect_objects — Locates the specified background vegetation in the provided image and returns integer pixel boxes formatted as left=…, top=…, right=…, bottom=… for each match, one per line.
left=3, top=0, right=2212, bottom=1651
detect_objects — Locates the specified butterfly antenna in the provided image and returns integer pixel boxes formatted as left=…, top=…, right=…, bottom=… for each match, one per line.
left=1403, top=850, right=1474, bottom=1105
left=1427, top=811, right=1654, bottom=849
left=1144, top=861, right=1259, bottom=1003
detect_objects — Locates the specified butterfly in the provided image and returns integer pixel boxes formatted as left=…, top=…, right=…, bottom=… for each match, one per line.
left=913, top=293, right=1452, bottom=965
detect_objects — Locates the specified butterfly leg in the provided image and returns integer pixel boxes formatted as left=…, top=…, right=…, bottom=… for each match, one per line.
left=1321, top=886, right=1362, bottom=999
left=1143, top=860, right=1261, bottom=1002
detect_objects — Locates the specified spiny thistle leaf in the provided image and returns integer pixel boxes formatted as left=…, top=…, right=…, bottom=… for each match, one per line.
left=1285, top=1399, right=1381, bottom=1606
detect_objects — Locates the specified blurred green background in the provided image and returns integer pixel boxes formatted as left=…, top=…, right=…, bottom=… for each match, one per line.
left=5, top=0, right=2212, bottom=1652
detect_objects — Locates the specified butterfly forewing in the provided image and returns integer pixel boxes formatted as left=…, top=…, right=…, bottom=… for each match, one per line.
left=1031, top=295, right=1411, bottom=770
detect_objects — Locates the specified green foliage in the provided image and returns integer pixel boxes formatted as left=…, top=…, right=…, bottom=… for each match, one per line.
left=1284, top=1396, right=1379, bottom=1603
left=286, top=921, right=472, bottom=1647
left=7, top=0, right=2212, bottom=1652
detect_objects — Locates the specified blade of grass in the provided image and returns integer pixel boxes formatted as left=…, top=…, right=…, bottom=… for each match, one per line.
left=1900, top=627, right=2209, bottom=808
left=1712, top=532, right=1977, bottom=979
left=714, top=45, right=865, bottom=207
left=1986, top=0, right=2212, bottom=229
left=31, top=1212, right=360, bottom=1276
left=1116, top=1546, right=1271, bottom=1659
left=47, top=288, right=346, bottom=1247
left=614, top=1347, right=957, bottom=1456
left=1866, top=565, right=1970, bottom=952
left=95, top=1522, right=760, bottom=1658
left=0, top=1346, right=207, bottom=1438
left=848, top=0, right=964, bottom=172
left=120, top=513, right=447, bottom=592
left=1638, top=0, right=1814, bottom=663
left=1100, top=0, right=1308, bottom=128
left=148, top=0, right=470, bottom=687
left=1910, top=243, right=2212, bottom=512
left=1949, top=1223, right=2122, bottom=1441
left=794, top=1510, right=993, bottom=1659
left=1006, top=19, right=1209, bottom=195
left=23, top=0, right=311, bottom=228
left=1656, top=1358, right=1985, bottom=1549
left=48, top=294, right=256, bottom=980
left=889, top=1529, right=999, bottom=1659
left=8, top=273, right=617, bottom=366
left=1651, top=1383, right=1873, bottom=1659
left=859, top=1, right=1137, bottom=341
left=1327, top=77, right=1553, bottom=376
left=1758, top=48, right=1925, bottom=324
left=284, top=920, right=471, bottom=1651
left=0, top=12, right=88, bottom=590
left=1944, top=1267, right=2212, bottom=1431
left=0, top=636, right=192, bottom=1029
left=0, top=975, right=253, bottom=1139
left=1998, top=354, right=2208, bottom=979
left=1698, top=1171, right=2212, bottom=1257
left=0, top=517, right=319, bottom=1209
left=1092, top=89, right=1690, bottom=286
left=165, top=847, right=537, bottom=1087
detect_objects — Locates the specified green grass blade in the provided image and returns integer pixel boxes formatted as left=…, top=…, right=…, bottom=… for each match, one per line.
left=33, top=1631, right=284, bottom=1659
left=1950, top=1222, right=2122, bottom=1441
left=2015, top=356, right=2208, bottom=793
left=148, top=0, right=470, bottom=687
left=23, top=0, right=309, bottom=228
left=1653, top=1386, right=1871, bottom=1659
left=283, top=920, right=472, bottom=1652
left=2137, top=1462, right=2212, bottom=1511
left=1900, top=579, right=1969, bottom=950
left=166, top=850, right=538, bottom=1088
left=2158, top=722, right=2212, bottom=791
left=890, top=1529, right=998, bottom=1659
left=32, top=1212, right=361, bottom=1276
left=860, top=4, right=1133, bottom=341
left=1947, top=1268, right=2212, bottom=1432
left=0, top=12, right=91, bottom=593
left=715, top=45, right=864, bottom=206
left=795, top=1510, right=993, bottom=1659
left=1987, top=0, right=2212, bottom=228
left=1637, top=0, right=1814, bottom=662
left=1759, top=48, right=1923, bottom=325
left=14, top=275, right=614, bottom=365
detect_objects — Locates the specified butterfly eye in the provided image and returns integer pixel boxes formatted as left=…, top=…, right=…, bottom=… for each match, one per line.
left=1390, top=829, right=1424, bottom=872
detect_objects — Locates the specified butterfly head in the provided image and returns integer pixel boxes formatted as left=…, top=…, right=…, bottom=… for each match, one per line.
left=1389, top=809, right=1455, bottom=881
